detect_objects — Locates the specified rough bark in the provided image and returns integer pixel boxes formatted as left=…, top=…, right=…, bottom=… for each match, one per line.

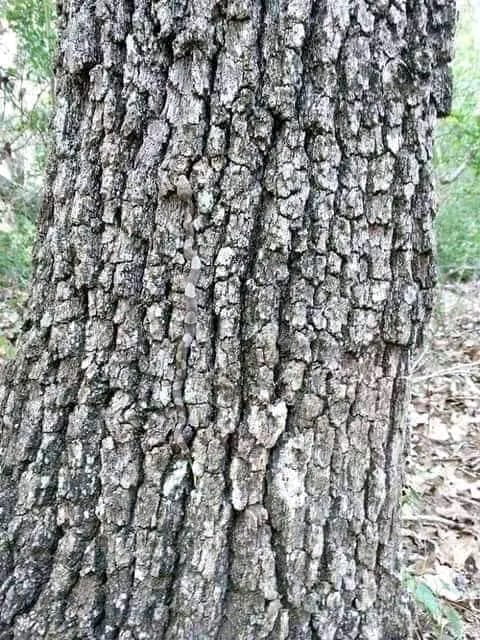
left=0, top=1, right=455, bottom=639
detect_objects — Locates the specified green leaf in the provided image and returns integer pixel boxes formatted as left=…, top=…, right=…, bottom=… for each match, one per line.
left=443, top=604, right=464, bottom=640
left=411, top=581, right=444, bottom=623
left=2, top=0, right=57, bottom=81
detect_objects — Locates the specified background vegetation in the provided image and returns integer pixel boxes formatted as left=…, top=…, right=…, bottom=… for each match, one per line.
left=0, top=0, right=54, bottom=287
left=435, top=0, right=480, bottom=280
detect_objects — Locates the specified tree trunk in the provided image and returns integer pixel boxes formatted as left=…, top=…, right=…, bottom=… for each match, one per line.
left=0, top=1, right=455, bottom=639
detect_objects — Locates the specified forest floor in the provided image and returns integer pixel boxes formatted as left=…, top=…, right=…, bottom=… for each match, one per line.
left=405, top=281, right=480, bottom=640
left=0, top=282, right=479, bottom=640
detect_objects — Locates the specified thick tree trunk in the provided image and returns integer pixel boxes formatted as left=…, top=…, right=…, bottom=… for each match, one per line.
left=0, top=1, right=455, bottom=639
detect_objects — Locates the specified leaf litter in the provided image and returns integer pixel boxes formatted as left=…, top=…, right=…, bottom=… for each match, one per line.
left=404, top=281, right=480, bottom=639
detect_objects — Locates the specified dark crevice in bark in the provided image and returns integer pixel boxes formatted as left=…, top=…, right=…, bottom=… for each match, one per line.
left=91, top=535, right=108, bottom=638
left=201, top=31, right=220, bottom=156
left=217, top=89, right=279, bottom=626
left=162, top=468, right=195, bottom=638
left=215, top=436, right=238, bottom=640
left=208, top=309, right=219, bottom=427
left=256, top=0, right=267, bottom=81
left=217, top=207, right=261, bottom=619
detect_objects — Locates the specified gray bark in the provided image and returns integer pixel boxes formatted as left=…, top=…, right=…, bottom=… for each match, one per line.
left=0, top=1, right=455, bottom=639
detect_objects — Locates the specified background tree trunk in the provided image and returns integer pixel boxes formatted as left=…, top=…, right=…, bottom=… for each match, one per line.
left=0, top=1, right=455, bottom=638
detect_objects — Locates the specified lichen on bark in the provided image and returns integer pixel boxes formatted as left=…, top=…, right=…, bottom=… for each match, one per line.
left=0, top=1, right=455, bottom=639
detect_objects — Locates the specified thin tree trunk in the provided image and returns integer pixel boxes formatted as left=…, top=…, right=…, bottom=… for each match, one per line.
left=0, top=1, right=455, bottom=639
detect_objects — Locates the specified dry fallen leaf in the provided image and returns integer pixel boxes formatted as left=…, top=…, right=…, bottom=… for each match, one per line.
left=405, top=282, right=480, bottom=640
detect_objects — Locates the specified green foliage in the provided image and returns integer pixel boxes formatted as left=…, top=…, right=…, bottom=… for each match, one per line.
left=402, top=486, right=422, bottom=508
left=0, top=334, right=16, bottom=359
left=436, top=173, right=480, bottom=280
left=2, top=0, right=56, bottom=81
left=0, top=0, right=55, bottom=160
left=407, top=575, right=443, bottom=622
left=405, top=573, right=465, bottom=640
left=0, top=0, right=55, bottom=288
left=443, top=605, right=465, bottom=640
left=0, top=213, right=34, bottom=287
left=434, top=0, right=480, bottom=280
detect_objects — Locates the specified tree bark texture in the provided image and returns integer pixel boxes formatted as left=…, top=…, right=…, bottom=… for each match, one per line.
left=0, top=1, right=455, bottom=639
